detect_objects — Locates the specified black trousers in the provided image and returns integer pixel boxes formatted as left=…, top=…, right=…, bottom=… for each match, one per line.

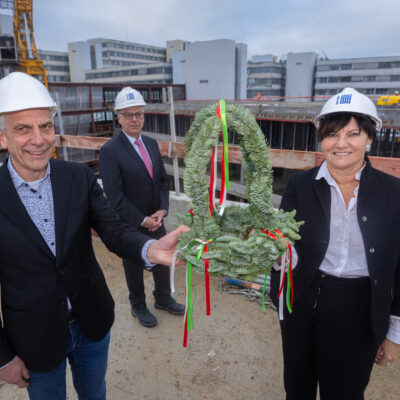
left=122, top=224, right=171, bottom=309
left=280, top=271, right=379, bottom=400
left=122, top=258, right=171, bottom=309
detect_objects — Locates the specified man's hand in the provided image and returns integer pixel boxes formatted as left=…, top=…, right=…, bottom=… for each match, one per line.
left=141, top=216, right=161, bottom=232
left=147, top=225, right=190, bottom=266
left=151, top=210, right=166, bottom=226
left=375, top=338, right=400, bottom=367
left=0, top=356, right=30, bottom=388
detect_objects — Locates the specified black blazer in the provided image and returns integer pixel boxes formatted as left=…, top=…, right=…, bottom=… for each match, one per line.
left=270, top=158, right=400, bottom=343
left=0, top=159, right=149, bottom=372
left=99, top=131, right=169, bottom=239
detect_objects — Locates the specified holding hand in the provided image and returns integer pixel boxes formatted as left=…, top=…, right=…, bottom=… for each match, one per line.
left=141, top=216, right=162, bottom=232
left=151, top=210, right=167, bottom=225
left=375, top=338, right=400, bottom=368
left=0, top=356, right=30, bottom=388
left=147, top=225, right=190, bottom=266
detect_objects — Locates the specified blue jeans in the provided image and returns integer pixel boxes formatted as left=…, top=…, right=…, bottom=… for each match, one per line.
left=27, top=321, right=110, bottom=400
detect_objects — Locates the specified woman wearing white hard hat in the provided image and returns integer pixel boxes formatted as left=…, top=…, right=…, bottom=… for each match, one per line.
left=270, top=88, right=400, bottom=400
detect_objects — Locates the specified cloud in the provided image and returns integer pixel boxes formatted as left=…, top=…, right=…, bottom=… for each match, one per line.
left=33, top=0, right=399, bottom=60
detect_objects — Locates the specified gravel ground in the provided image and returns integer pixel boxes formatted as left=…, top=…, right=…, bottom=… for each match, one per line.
left=1, top=236, right=399, bottom=399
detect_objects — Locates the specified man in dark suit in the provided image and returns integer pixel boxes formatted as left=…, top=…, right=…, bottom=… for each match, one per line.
left=0, top=72, right=186, bottom=399
left=99, top=87, right=184, bottom=327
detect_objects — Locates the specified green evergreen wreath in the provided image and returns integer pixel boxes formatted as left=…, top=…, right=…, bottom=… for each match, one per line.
left=177, top=103, right=304, bottom=280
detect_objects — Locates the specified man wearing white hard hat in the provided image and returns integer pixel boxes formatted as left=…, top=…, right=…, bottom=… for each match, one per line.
left=0, top=72, right=187, bottom=399
left=270, top=87, right=400, bottom=399
left=99, top=87, right=184, bottom=328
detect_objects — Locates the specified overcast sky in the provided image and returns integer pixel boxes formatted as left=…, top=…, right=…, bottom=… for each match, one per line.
left=32, top=0, right=399, bottom=60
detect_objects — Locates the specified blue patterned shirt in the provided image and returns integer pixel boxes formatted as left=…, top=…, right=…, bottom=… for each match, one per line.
left=7, top=158, right=56, bottom=255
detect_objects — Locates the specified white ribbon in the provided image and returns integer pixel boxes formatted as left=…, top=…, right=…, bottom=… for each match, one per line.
left=279, top=250, right=288, bottom=321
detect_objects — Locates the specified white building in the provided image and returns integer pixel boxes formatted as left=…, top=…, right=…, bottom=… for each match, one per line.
left=285, top=52, right=317, bottom=101
left=85, top=62, right=172, bottom=84
left=38, top=49, right=70, bottom=83
left=68, top=38, right=166, bottom=83
left=247, top=54, right=285, bottom=98
left=314, top=56, right=400, bottom=98
left=172, top=39, right=247, bottom=100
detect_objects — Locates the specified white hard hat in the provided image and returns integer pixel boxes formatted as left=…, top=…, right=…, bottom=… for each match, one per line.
left=314, top=87, right=382, bottom=132
left=114, top=87, right=146, bottom=110
left=0, top=72, right=57, bottom=114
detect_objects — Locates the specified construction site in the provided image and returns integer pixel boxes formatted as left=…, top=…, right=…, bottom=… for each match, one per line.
left=0, top=1, right=400, bottom=399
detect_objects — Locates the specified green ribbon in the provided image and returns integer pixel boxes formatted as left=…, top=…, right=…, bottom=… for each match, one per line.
left=186, top=244, right=195, bottom=332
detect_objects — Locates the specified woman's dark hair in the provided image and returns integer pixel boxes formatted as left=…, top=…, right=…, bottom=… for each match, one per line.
left=316, top=113, right=376, bottom=142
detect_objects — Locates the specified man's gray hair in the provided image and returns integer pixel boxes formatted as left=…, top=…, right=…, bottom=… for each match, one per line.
left=0, top=114, right=5, bottom=134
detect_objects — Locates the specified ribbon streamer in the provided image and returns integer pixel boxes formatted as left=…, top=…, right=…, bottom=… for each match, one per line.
left=209, top=144, right=218, bottom=215
left=215, top=100, right=229, bottom=216
left=261, top=229, right=293, bottom=319
left=171, top=235, right=214, bottom=347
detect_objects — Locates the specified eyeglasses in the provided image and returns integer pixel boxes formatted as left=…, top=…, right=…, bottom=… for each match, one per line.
left=119, top=112, right=145, bottom=120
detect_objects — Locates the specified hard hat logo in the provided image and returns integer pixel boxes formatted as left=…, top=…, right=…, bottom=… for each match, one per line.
left=126, top=93, right=135, bottom=100
left=336, top=94, right=352, bottom=105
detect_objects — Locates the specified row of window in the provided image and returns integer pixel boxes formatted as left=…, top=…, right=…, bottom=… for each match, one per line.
left=40, top=54, right=69, bottom=62
left=86, top=67, right=172, bottom=79
left=103, top=60, right=141, bottom=67
left=247, top=66, right=283, bottom=74
left=102, top=51, right=165, bottom=62
left=248, top=78, right=282, bottom=85
left=316, top=75, right=400, bottom=83
left=315, top=88, right=399, bottom=96
left=46, top=65, right=70, bottom=72
left=247, top=89, right=282, bottom=97
left=47, top=75, right=70, bottom=82
left=317, top=61, right=400, bottom=72
left=101, top=42, right=165, bottom=55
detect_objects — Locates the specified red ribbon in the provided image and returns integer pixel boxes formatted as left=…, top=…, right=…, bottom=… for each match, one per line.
left=204, top=244, right=211, bottom=315
left=261, top=229, right=293, bottom=311
left=183, top=313, right=188, bottom=347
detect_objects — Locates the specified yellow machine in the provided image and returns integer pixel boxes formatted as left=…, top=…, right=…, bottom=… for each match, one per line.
left=13, top=0, right=48, bottom=87
left=377, top=92, right=400, bottom=106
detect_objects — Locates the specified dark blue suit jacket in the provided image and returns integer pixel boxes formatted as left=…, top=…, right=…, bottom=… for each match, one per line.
left=270, top=158, right=400, bottom=343
left=99, top=131, right=169, bottom=239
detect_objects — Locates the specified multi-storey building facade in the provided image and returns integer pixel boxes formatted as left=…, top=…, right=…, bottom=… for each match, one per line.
left=247, top=54, right=285, bottom=99
left=38, top=49, right=70, bottom=82
left=85, top=62, right=172, bottom=84
left=314, top=56, right=400, bottom=99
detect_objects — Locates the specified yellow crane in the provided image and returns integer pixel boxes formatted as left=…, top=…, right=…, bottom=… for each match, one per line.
left=13, top=0, right=47, bottom=87
left=13, top=0, right=57, bottom=156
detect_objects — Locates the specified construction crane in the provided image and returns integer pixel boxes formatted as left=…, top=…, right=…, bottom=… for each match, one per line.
left=13, top=0, right=57, bottom=157
left=13, top=0, right=47, bottom=87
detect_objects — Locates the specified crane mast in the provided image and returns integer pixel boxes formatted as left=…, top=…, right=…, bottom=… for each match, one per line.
left=13, top=0, right=47, bottom=87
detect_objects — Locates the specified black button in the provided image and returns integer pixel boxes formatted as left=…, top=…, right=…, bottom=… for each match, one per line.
left=24, top=183, right=28, bottom=187
left=44, top=218, right=48, bottom=222
left=39, top=195, right=42, bottom=199
left=51, top=242, right=54, bottom=246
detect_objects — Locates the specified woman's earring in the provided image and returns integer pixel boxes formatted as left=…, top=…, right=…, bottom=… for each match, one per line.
left=365, top=143, right=371, bottom=152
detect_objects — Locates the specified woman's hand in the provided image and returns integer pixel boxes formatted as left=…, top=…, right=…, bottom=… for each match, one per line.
left=375, top=338, right=400, bottom=367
